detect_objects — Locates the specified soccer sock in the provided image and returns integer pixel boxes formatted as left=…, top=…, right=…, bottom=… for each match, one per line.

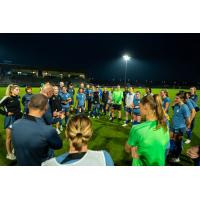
left=65, top=115, right=69, bottom=124
left=186, top=129, right=192, bottom=140
left=125, top=120, right=128, bottom=124
left=169, top=139, right=175, bottom=154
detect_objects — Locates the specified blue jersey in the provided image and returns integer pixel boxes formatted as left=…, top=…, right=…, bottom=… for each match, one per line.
left=190, top=95, right=198, bottom=104
left=67, top=88, right=75, bottom=99
left=85, top=88, right=93, bottom=100
left=186, top=99, right=195, bottom=113
left=98, top=89, right=103, bottom=100
left=162, top=97, right=170, bottom=114
left=22, top=93, right=33, bottom=113
left=60, top=92, right=71, bottom=108
left=133, top=97, right=140, bottom=114
left=76, top=93, right=86, bottom=107
left=172, top=104, right=190, bottom=129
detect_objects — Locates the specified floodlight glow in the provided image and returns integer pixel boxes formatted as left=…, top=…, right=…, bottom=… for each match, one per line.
left=123, top=55, right=130, bottom=61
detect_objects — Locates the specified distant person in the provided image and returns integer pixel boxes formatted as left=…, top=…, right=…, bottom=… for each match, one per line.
left=67, top=83, right=75, bottom=113
left=0, top=84, right=22, bottom=160
left=170, top=92, right=190, bottom=163
left=76, top=88, right=86, bottom=114
left=42, top=115, right=114, bottom=166
left=123, top=86, right=129, bottom=110
left=110, top=85, right=123, bottom=122
left=60, top=86, right=72, bottom=126
left=125, top=94, right=169, bottom=166
left=59, top=81, right=65, bottom=94
left=160, top=89, right=170, bottom=127
left=40, top=83, right=54, bottom=125
left=12, top=94, right=63, bottom=166
left=122, top=87, right=135, bottom=127
left=85, top=84, right=93, bottom=115
left=49, top=86, right=64, bottom=134
left=22, top=86, right=33, bottom=115
left=144, top=87, right=153, bottom=97
left=102, top=87, right=109, bottom=115
left=183, top=92, right=196, bottom=144
left=190, top=87, right=198, bottom=103
left=91, top=86, right=101, bottom=119
left=132, top=91, right=141, bottom=125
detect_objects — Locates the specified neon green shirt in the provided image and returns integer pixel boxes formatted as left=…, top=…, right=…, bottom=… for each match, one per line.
left=112, top=90, right=123, bottom=105
left=128, top=120, right=169, bottom=166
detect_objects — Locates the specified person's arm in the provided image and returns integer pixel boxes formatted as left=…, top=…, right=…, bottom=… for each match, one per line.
left=164, top=102, right=170, bottom=113
left=22, top=95, right=26, bottom=106
left=46, top=128, right=63, bottom=150
left=0, top=96, right=8, bottom=115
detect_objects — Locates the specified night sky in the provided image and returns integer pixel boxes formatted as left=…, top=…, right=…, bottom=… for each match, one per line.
left=0, top=33, right=199, bottom=81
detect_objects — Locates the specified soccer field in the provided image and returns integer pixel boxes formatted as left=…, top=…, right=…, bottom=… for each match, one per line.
left=0, top=87, right=200, bottom=166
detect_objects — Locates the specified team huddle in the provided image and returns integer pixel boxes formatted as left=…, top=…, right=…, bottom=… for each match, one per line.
left=0, top=81, right=199, bottom=166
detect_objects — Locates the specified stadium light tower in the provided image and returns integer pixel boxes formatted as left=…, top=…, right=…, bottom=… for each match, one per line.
left=123, top=54, right=130, bottom=86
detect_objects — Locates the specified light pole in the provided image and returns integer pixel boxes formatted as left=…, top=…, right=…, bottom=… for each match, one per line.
left=123, top=54, right=130, bottom=86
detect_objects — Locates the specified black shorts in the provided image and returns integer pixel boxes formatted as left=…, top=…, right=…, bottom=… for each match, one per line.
left=112, top=104, right=121, bottom=111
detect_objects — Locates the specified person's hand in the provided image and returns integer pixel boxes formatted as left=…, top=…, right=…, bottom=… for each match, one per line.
left=131, top=147, right=139, bottom=159
left=187, top=146, right=199, bottom=159
left=8, top=112, right=14, bottom=116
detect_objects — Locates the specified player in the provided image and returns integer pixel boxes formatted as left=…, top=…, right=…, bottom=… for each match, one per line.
left=85, top=84, right=93, bottom=115
left=125, top=95, right=169, bottom=166
left=170, top=92, right=190, bottom=163
left=122, top=87, right=135, bottom=127
left=132, top=91, right=141, bottom=125
left=22, top=86, right=33, bottom=115
left=190, top=87, right=198, bottom=103
left=0, top=84, right=22, bottom=160
left=60, top=86, right=72, bottom=126
left=76, top=88, right=86, bottom=114
left=110, top=85, right=123, bottom=122
left=144, top=87, right=153, bottom=97
left=160, top=89, right=170, bottom=127
left=67, top=83, right=75, bottom=113
left=183, top=92, right=196, bottom=144
left=91, top=86, right=101, bottom=119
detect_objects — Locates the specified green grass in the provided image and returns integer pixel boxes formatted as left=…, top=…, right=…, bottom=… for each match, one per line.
left=0, top=87, right=200, bottom=166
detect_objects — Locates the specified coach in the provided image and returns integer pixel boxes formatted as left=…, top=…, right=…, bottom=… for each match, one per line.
left=12, top=94, right=63, bottom=166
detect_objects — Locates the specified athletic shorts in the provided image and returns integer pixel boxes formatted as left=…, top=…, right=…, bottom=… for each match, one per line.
left=133, top=109, right=141, bottom=116
left=125, top=107, right=133, bottom=113
left=4, top=115, right=16, bottom=129
left=112, top=104, right=121, bottom=111
left=170, top=127, right=186, bottom=136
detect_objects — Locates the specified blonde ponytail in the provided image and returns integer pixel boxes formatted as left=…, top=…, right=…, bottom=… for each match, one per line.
left=66, top=115, right=93, bottom=151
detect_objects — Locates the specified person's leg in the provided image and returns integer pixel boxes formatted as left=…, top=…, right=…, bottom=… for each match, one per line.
left=97, top=104, right=100, bottom=117
left=65, top=111, right=69, bottom=125
left=174, top=133, right=183, bottom=159
left=137, top=115, right=141, bottom=123
left=6, top=128, right=12, bottom=155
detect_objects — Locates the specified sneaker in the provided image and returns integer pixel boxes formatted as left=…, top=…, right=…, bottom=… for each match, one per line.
left=170, top=158, right=180, bottom=163
left=185, top=139, right=191, bottom=144
left=88, top=115, right=90, bottom=118
left=131, top=119, right=133, bottom=122
left=6, top=153, right=16, bottom=160
left=93, top=116, right=95, bottom=119
left=122, top=123, right=128, bottom=127
left=109, top=117, right=113, bottom=121
left=56, top=128, right=61, bottom=135
left=60, top=126, right=63, bottom=131
left=97, top=116, right=100, bottom=119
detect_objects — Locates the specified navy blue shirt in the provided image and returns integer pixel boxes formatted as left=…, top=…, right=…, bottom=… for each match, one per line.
left=43, top=101, right=53, bottom=125
left=22, top=93, right=33, bottom=113
left=12, top=115, right=62, bottom=166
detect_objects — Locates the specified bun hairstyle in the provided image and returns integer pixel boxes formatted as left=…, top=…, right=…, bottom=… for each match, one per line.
left=66, top=115, right=93, bottom=151
left=140, top=94, right=168, bottom=132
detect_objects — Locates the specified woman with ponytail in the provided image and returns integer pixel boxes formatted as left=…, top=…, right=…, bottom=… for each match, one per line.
left=0, top=84, right=22, bottom=160
left=42, top=114, right=114, bottom=166
left=125, top=94, right=170, bottom=166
